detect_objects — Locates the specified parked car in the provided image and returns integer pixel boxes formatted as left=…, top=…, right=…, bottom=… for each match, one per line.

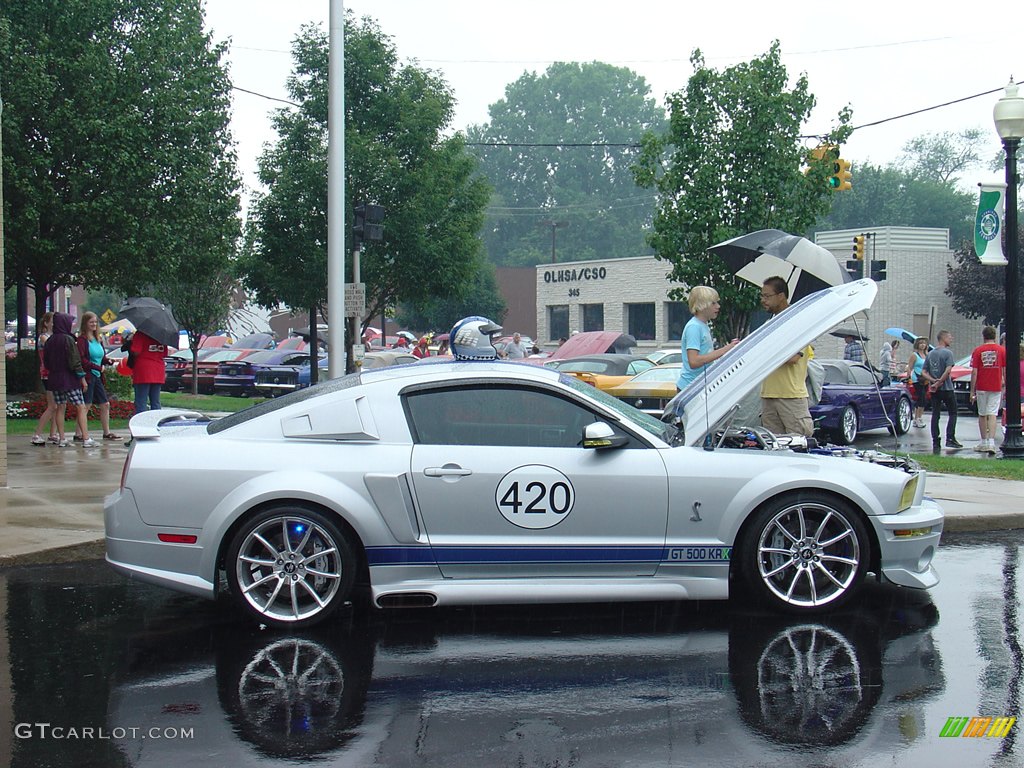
left=545, top=354, right=655, bottom=391
left=645, top=348, right=682, bottom=365
left=178, top=349, right=261, bottom=395
left=163, top=348, right=219, bottom=393
left=105, top=279, right=942, bottom=628
left=811, top=359, right=914, bottom=444
left=605, top=363, right=683, bottom=415
left=949, top=355, right=975, bottom=412
left=214, top=349, right=314, bottom=397
left=545, top=331, right=637, bottom=362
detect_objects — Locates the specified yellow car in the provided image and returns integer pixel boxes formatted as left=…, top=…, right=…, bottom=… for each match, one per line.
left=545, top=354, right=655, bottom=392
left=605, top=363, right=682, bottom=415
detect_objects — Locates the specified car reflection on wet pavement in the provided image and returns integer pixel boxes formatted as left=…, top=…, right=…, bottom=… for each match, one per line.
left=2, top=530, right=1022, bottom=767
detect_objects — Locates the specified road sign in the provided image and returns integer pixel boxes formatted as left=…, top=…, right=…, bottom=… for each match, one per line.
left=101, top=309, right=117, bottom=324
left=345, top=283, right=366, bottom=318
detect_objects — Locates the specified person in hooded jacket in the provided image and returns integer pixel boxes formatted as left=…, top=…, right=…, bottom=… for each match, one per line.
left=42, top=312, right=91, bottom=447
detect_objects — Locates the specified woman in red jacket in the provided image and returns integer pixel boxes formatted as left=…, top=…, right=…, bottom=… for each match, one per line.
left=128, top=330, right=169, bottom=413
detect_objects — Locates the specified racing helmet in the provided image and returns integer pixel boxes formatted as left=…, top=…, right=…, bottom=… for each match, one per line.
left=450, top=316, right=503, bottom=360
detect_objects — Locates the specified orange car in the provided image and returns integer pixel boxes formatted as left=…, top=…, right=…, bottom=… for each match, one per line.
left=605, top=363, right=682, bottom=415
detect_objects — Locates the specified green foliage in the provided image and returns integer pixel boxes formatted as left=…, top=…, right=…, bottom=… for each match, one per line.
left=82, top=289, right=123, bottom=319
left=467, top=62, right=666, bottom=267
left=1, top=0, right=240, bottom=317
left=5, top=350, right=41, bottom=395
left=104, top=367, right=134, bottom=401
left=813, top=162, right=975, bottom=244
left=633, top=43, right=850, bottom=341
left=239, top=15, right=490, bottom=342
left=944, top=223, right=1024, bottom=325
left=396, top=255, right=507, bottom=332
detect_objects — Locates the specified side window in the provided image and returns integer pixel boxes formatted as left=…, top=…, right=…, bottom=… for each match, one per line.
left=849, top=365, right=875, bottom=386
left=405, top=385, right=600, bottom=448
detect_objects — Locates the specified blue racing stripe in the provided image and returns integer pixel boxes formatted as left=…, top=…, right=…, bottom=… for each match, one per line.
left=366, top=545, right=666, bottom=567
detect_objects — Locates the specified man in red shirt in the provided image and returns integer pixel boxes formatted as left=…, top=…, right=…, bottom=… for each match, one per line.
left=970, top=325, right=1005, bottom=454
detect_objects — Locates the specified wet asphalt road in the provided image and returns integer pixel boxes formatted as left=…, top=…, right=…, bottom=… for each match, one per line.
left=2, top=529, right=1022, bottom=768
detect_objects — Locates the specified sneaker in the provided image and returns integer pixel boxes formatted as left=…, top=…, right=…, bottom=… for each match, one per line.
left=48, top=436, right=60, bottom=444
left=31, top=435, right=46, bottom=446
left=932, top=442, right=942, bottom=454
left=81, top=438, right=98, bottom=448
left=946, top=438, right=963, bottom=449
left=974, top=443, right=988, bottom=452
left=73, top=435, right=84, bottom=442
left=57, top=439, right=72, bottom=448
left=913, top=420, right=926, bottom=428
left=987, top=440, right=999, bottom=454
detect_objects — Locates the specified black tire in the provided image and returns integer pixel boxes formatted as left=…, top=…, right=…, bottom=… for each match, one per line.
left=226, top=505, right=357, bottom=628
left=891, top=396, right=912, bottom=435
left=830, top=405, right=858, bottom=445
left=737, top=493, right=870, bottom=614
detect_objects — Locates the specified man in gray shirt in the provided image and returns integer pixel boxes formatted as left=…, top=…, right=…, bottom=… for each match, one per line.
left=505, top=332, right=527, bottom=360
left=922, top=329, right=960, bottom=450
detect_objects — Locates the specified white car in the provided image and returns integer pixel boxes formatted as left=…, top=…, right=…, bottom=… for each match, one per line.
left=104, top=280, right=942, bottom=628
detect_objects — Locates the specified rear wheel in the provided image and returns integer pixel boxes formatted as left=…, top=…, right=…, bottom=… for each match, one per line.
left=738, top=494, right=870, bottom=613
left=226, top=505, right=357, bottom=628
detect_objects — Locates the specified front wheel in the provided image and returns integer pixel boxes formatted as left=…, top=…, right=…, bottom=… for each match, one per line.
left=737, top=494, right=870, bottom=613
left=892, top=397, right=912, bottom=435
left=830, top=405, right=858, bottom=445
left=226, top=505, right=357, bottom=628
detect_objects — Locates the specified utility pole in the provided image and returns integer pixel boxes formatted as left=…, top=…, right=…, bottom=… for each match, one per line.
left=538, top=220, right=568, bottom=263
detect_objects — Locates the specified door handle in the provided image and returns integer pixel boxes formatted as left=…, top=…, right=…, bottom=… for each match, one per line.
left=424, top=466, right=473, bottom=477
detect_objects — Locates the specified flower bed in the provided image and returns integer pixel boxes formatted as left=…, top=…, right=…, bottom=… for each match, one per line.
left=7, top=396, right=134, bottom=420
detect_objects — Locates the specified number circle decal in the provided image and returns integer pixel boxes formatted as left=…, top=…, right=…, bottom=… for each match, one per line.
left=495, top=465, right=575, bottom=529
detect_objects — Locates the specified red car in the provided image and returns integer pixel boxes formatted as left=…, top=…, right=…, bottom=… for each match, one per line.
left=178, top=349, right=262, bottom=394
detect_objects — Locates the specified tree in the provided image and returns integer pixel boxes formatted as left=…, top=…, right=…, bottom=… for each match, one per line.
left=812, top=162, right=976, bottom=245
left=898, top=129, right=986, bottom=186
left=1, top=0, right=240, bottom=320
left=467, top=62, right=666, bottom=268
left=633, top=44, right=851, bottom=340
left=395, top=254, right=507, bottom=333
left=151, top=268, right=234, bottom=394
left=945, top=224, right=1024, bottom=326
left=239, top=16, right=490, bottom=370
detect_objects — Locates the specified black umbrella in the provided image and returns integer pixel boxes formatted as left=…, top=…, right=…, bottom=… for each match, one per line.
left=829, top=328, right=869, bottom=341
left=118, top=297, right=180, bottom=348
left=710, top=229, right=850, bottom=301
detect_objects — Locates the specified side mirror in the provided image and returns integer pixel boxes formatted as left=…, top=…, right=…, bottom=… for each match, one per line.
left=582, top=421, right=628, bottom=450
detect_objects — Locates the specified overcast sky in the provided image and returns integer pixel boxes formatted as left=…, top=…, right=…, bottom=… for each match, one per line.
left=203, top=0, right=1020, bottom=201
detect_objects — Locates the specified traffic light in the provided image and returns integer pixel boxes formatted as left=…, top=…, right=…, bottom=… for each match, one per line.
left=870, top=260, right=887, bottom=282
left=353, top=203, right=385, bottom=246
left=845, top=259, right=863, bottom=279
left=830, top=157, right=852, bottom=191
left=852, top=234, right=866, bottom=261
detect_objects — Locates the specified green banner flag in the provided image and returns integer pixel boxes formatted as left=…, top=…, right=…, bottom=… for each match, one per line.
left=975, top=183, right=1007, bottom=265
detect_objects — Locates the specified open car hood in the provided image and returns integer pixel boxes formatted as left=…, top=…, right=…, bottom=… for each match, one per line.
left=664, top=280, right=877, bottom=446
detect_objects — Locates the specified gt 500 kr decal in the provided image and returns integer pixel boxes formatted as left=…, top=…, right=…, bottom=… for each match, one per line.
left=495, top=465, right=575, bottom=529
left=665, top=546, right=731, bottom=562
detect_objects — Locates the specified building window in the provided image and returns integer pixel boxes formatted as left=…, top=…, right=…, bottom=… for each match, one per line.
left=548, top=305, right=569, bottom=341
left=665, top=302, right=689, bottom=340
left=581, top=304, right=604, bottom=332
left=626, top=302, right=655, bottom=341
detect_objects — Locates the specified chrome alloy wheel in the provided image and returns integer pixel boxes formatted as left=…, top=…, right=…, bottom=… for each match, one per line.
left=234, top=514, right=345, bottom=623
left=755, top=501, right=863, bottom=609
left=840, top=406, right=858, bottom=444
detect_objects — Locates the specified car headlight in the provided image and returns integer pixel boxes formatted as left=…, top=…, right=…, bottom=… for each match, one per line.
left=897, top=474, right=920, bottom=512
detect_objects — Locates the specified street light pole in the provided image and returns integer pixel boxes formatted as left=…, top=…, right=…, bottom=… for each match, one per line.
left=539, top=220, right=568, bottom=263
left=994, top=78, right=1024, bottom=458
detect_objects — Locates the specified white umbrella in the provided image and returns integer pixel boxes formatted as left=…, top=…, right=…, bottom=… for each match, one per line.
left=100, top=318, right=135, bottom=334
left=710, top=229, right=851, bottom=301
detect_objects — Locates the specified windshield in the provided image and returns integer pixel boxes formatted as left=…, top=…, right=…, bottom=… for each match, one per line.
left=562, top=375, right=677, bottom=443
left=630, top=365, right=681, bottom=383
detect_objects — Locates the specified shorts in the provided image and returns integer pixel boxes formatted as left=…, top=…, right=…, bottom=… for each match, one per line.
left=84, top=375, right=109, bottom=405
left=761, top=397, right=814, bottom=437
left=976, top=390, right=1001, bottom=416
left=53, top=387, right=85, bottom=406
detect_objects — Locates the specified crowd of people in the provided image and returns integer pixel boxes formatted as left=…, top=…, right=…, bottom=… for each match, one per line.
left=31, top=311, right=168, bottom=447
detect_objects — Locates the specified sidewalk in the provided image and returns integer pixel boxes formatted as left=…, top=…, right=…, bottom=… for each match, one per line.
left=0, top=431, right=1023, bottom=567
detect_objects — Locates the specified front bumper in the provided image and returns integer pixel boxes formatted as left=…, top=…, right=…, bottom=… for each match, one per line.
left=872, top=497, right=943, bottom=589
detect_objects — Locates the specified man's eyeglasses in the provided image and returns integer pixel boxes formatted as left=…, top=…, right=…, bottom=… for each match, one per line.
left=760, top=292, right=780, bottom=299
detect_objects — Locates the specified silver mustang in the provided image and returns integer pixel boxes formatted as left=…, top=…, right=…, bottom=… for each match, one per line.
left=105, top=281, right=943, bottom=627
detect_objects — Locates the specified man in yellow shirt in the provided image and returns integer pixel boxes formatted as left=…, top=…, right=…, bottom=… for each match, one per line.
left=759, top=276, right=814, bottom=436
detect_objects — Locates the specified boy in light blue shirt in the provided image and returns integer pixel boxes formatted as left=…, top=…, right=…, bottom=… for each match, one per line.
left=676, top=286, right=738, bottom=390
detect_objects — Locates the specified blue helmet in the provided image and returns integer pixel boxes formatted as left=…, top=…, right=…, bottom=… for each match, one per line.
left=450, top=316, right=503, bottom=360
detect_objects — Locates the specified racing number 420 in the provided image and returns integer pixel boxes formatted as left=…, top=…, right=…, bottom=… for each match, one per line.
left=498, top=481, right=572, bottom=515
